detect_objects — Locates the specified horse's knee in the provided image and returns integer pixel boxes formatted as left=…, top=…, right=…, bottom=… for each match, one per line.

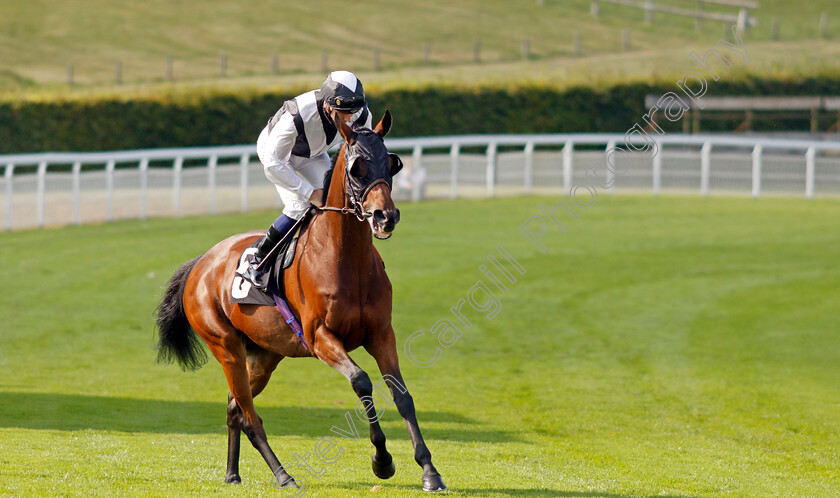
left=413, top=441, right=431, bottom=466
left=350, top=371, right=374, bottom=398
left=371, top=428, right=387, bottom=449
left=239, top=415, right=266, bottom=443
left=394, top=391, right=416, bottom=419
left=227, top=399, right=242, bottom=429
left=229, top=402, right=266, bottom=442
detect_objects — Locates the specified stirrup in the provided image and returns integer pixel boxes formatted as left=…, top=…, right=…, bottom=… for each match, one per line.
left=243, top=261, right=269, bottom=291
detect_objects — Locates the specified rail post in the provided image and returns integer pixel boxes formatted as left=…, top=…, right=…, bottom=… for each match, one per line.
left=37, top=162, right=48, bottom=228
left=605, top=140, right=616, bottom=194
left=562, top=142, right=574, bottom=193
left=208, top=155, right=218, bottom=215
left=751, top=145, right=762, bottom=199
left=805, top=147, right=815, bottom=199
left=486, top=142, right=497, bottom=197
left=653, top=147, right=662, bottom=195
left=700, top=142, right=711, bottom=197
left=524, top=141, right=535, bottom=195
left=450, top=143, right=460, bottom=199
left=173, top=157, right=183, bottom=218
left=5, top=163, right=14, bottom=231
left=106, top=160, right=116, bottom=222
left=72, top=161, right=81, bottom=225
left=139, top=158, right=149, bottom=220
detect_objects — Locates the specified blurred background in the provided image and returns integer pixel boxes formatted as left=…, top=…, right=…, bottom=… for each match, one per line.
left=1, top=0, right=839, bottom=144
left=1, top=0, right=839, bottom=228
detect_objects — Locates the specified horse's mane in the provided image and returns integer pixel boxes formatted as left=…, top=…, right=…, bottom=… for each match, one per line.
left=321, top=151, right=340, bottom=205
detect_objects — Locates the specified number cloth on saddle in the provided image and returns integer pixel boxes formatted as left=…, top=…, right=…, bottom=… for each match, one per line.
left=231, top=213, right=311, bottom=306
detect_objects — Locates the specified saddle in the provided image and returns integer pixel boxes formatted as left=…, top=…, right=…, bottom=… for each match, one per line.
left=231, top=212, right=312, bottom=306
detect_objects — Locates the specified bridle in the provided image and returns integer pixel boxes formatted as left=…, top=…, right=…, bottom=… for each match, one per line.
left=315, top=141, right=393, bottom=222
left=317, top=202, right=373, bottom=222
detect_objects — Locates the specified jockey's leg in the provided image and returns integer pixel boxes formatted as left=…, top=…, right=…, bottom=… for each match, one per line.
left=245, top=153, right=330, bottom=288
left=258, top=215, right=296, bottom=260
left=243, top=214, right=296, bottom=289
left=296, top=153, right=331, bottom=198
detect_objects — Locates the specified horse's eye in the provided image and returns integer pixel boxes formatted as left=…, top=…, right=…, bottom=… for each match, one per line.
left=349, top=158, right=367, bottom=178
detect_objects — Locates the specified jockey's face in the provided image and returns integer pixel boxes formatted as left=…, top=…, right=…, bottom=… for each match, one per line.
left=324, top=104, right=359, bottom=126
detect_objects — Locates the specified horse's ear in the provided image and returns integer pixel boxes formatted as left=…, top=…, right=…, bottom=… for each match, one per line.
left=338, top=114, right=356, bottom=144
left=374, top=110, right=392, bottom=138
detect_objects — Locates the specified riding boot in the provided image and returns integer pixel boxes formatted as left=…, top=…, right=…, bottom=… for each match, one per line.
left=243, top=215, right=296, bottom=289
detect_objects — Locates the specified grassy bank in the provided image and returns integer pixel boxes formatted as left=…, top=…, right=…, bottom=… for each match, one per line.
left=1, top=0, right=838, bottom=99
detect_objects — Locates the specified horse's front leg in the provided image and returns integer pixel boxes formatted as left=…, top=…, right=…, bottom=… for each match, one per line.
left=365, top=325, right=446, bottom=492
left=312, top=328, right=395, bottom=480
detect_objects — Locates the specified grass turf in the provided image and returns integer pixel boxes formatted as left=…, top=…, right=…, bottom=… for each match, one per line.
left=0, top=194, right=839, bottom=497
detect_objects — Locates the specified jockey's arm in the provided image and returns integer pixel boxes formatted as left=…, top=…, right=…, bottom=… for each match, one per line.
left=262, top=112, right=316, bottom=201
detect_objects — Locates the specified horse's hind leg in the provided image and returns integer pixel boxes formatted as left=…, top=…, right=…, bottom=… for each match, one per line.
left=203, top=329, right=296, bottom=488
left=225, top=349, right=283, bottom=484
left=312, top=329, right=395, bottom=480
left=365, top=326, right=446, bottom=492
left=225, top=393, right=243, bottom=483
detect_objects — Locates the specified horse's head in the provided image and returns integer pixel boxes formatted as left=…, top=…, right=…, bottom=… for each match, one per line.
left=337, top=111, right=403, bottom=239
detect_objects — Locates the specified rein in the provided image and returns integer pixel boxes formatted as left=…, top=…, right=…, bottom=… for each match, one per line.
left=316, top=202, right=372, bottom=222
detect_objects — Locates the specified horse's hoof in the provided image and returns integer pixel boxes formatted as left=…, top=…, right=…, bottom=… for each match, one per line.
left=224, top=474, right=241, bottom=484
left=372, top=455, right=396, bottom=479
left=422, top=473, right=446, bottom=492
left=277, top=476, right=299, bottom=489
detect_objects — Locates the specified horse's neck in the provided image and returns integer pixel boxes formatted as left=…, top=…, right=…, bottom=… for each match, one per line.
left=325, top=159, right=349, bottom=213
left=320, top=159, right=373, bottom=261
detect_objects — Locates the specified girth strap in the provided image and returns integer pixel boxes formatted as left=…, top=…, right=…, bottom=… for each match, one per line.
left=272, top=294, right=311, bottom=352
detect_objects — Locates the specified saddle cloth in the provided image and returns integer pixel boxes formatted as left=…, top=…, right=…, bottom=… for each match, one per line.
left=230, top=214, right=311, bottom=306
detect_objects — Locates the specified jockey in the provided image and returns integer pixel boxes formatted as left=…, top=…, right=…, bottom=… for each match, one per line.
left=243, top=71, right=372, bottom=288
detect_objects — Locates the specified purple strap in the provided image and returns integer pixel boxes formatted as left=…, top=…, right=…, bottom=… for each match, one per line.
left=272, top=294, right=311, bottom=352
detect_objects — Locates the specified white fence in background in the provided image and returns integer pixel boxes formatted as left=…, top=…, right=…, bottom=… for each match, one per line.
left=2, top=133, right=840, bottom=230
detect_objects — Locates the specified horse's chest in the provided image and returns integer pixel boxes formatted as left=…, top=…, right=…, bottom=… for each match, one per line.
left=322, top=288, right=390, bottom=333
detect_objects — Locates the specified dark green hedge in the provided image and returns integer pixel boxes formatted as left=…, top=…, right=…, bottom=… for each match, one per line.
left=1, top=76, right=837, bottom=154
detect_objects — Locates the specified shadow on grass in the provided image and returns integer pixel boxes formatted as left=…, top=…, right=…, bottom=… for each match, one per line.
left=454, top=490, right=700, bottom=497
left=0, top=391, right=522, bottom=442
left=344, top=483, right=701, bottom=497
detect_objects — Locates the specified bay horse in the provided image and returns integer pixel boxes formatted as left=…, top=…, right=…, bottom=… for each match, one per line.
left=155, top=111, right=446, bottom=492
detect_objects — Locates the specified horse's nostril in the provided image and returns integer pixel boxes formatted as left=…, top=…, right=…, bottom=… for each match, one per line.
left=373, top=210, right=387, bottom=223
left=393, top=209, right=400, bottom=224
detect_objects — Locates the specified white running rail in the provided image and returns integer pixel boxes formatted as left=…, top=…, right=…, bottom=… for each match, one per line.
left=2, top=133, right=839, bottom=230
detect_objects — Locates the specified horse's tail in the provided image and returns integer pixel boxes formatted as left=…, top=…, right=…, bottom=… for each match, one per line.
left=155, top=255, right=208, bottom=371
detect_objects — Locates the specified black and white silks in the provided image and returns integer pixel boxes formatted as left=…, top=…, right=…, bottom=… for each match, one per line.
left=258, top=80, right=372, bottom=202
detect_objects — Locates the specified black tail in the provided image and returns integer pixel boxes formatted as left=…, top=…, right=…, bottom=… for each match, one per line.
left=155, top=256, right=208, bottom=371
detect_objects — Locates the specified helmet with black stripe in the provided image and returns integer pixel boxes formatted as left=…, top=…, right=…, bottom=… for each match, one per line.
left=320, top=71, right=366, bottom=112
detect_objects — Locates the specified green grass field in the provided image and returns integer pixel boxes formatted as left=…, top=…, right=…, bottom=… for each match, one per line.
left=1, top=195, right=839, bottom=497
left=1, top=0, right=839, bottom=98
